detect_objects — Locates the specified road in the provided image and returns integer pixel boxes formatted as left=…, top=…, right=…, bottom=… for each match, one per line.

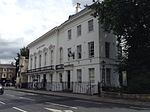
left=0, top=90, right=150, bottom=112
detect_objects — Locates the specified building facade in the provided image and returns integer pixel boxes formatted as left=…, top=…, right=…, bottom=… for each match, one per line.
left=16, top=56, right=29, bottom=88
left=0, top=64, right=16, bottom=86
left=27, top=8, right=119, bottom=94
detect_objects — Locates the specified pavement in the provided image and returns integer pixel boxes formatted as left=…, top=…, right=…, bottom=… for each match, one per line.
left=4, top=86, right=150, bottom=107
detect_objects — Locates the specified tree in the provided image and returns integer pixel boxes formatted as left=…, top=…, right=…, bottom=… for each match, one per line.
left=89, top=0, right=150, bottom=93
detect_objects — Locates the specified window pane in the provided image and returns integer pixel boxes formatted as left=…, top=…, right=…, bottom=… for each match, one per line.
left=68, top=29, right=71, bottom=40
left=89, top=68, right=95, bottom=83
left=77, top=69, right=82, bottom=83
left=77, top=25, right=81, bottom=36
left=88, top=19, right=94, bottom=32
left=105, top=42, right=110, bottom=58
left=88, top=41, right=94, bottom=58
left=77, top=45, right=82, bottom=59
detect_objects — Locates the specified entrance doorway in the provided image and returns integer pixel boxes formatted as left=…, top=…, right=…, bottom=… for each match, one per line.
left=67, top=71, right=71, bottom=89
left=43, top=74, right=47, bottom=89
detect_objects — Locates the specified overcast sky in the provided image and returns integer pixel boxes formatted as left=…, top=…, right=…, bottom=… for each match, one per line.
left=0, top=0, right=93, bottom=64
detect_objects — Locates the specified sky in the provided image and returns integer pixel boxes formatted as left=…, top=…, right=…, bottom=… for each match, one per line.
left=0, top=0, right=93, bottom=64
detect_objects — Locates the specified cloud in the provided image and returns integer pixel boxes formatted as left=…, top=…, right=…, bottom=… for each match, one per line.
left=72, top=0, right=93, bottom=8
left=0, top=0, right=75, bottom=63
left=0, top=37, right=23, bottom=63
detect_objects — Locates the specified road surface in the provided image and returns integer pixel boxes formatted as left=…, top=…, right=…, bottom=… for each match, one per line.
left=0, top=90, right=150, bottom=112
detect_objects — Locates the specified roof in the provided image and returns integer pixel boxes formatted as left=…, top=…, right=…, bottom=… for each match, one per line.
left=0, top=64, right=16, bottom=68
left=27, top=7, right=93, bottom=48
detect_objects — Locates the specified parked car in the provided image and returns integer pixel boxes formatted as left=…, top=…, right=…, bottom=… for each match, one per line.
left=0, top=84, right=4, bottom=95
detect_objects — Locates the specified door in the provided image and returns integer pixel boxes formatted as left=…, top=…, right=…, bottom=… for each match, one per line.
left=67, top=71, right=71, bottom=89
left=43, top=74, right=47, bottom=89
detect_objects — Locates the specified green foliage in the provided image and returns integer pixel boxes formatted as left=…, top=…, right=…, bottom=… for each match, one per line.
left=89, top=0, right=150, bottom=93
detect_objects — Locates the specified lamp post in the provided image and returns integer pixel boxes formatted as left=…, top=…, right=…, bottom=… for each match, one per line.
left=99, top=60, right=106, bottom=96
left=101, top=60, right=106, bottom=86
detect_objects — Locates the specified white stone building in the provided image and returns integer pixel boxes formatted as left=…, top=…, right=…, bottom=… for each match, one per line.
left=27, top=8, right=119, bottom=94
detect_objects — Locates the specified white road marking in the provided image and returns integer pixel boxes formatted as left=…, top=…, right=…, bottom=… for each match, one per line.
left=0, top=101, right=5, bottom=104
left=130, top=106, right=150, bottom=110
left=45, top=108, right=74, bottom=112
left=75, top=100, right=102, bottom=105
left=6, top=94, right=15, bottom=97
left=19, top=97, right=35, bottom=101
left=45, top=102, right=77, bottom=109
left=13, top=107, right=27, bottom=112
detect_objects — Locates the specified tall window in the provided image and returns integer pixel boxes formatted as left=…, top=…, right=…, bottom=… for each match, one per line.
left=88, top=41, right=94, bottom=58
left=89, top=68, right=95, bottom=83
left=44, top=52, right=47, bottom=66
left=30, top=58, right=32, bottom=69
left=68, top=29, right=71, bottom=40
left=106, top=68, right=111, bottom=86
left=77, top=69, right=82, bottom=83
left=59, top=73, right=63, bottom=83
left=77, top=45, right=82, bottom=59
left=60, top=48, right=63, bottom=64
left=68, top=48, right=71, bottom=61
left=77, top=25, right=81, bottom=36
left=88, top=19, right=94, bottom=32
left=34, top=56, right=37, bottom=69
left=50, top=50, right=53, bottom=65
left=39, top=55, right=41, bottom=67
left=105, top=42, right=110, bottom=58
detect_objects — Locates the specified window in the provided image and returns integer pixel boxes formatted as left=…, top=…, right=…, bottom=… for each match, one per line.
left=39, top=55, right=42, bottom=67
left=88, top=41, right=94, bottom=58
left=68, top=29, right=71, bottom=40
left=60, top=48, right=63, bottom=64
left=106, top=68, right=111, bottom=86
left=77, top=25, right=81, bottom=36
left=77, top=45, right=82, bottom=59
left=68, top=48, right=71, bottom=60
left=50, top=50, right=53, bottom=65
left=59, top=73, right=63, bottom=83
left=89, top=68, right=95, bottom=83
left=34, top=56, right=37, bottom=69
left=44, top=52, right=47, bottom=66
left=30, top=58, right=33, bottom=69
left=77, top=69, right=82, bottom=83
left=88, top=19, right=94, bottom=32
left=105, top=42, right=110, bottom=58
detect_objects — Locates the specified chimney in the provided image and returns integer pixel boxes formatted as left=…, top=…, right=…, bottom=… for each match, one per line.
left=76, top=3, right=81, bottom=13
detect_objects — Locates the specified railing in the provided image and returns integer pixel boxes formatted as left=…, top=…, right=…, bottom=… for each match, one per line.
left=27, top=82, right=98, bottom=95
left=27, top=65, right=54, bottom=73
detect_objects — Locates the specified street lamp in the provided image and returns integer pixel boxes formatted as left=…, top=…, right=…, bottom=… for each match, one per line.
left=101, top=60, right=106, bottom=86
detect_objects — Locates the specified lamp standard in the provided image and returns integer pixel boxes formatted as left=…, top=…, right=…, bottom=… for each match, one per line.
left=101, top=60, right=106, bottom=86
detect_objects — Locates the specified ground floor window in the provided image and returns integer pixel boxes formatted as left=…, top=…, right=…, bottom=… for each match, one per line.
left=89, top=68, right=95, bottom=83
left=106, top=68, right=111, bottom=86
left=77, top=69, right=82, bottom=83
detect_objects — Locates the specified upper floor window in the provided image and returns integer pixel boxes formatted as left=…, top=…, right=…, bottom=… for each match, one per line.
left=34, top=56, right=37, bottom=69
left=105, top=42, right=110, bottom=58
left=39, top=55, right=42, bottom=67
left=88, top=41, right=94, bottom=58
left=68, top=29, right=72, bottom=40
left=60, top=48, right=63, bottom=64
left=77, top=25, right=81, bottom=36
left=68, top=48, right=71, bottom=61
left=77, top=69, right=82, bottom=83
left=50, top=50, right=54, bottom=65
left=77, top=45, right=82, bottom=59
left=30, top=58, right=33, bottom=69
left=44, top=52, right=47, bottom=66
left=88, top=19, right=94, bottom=32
